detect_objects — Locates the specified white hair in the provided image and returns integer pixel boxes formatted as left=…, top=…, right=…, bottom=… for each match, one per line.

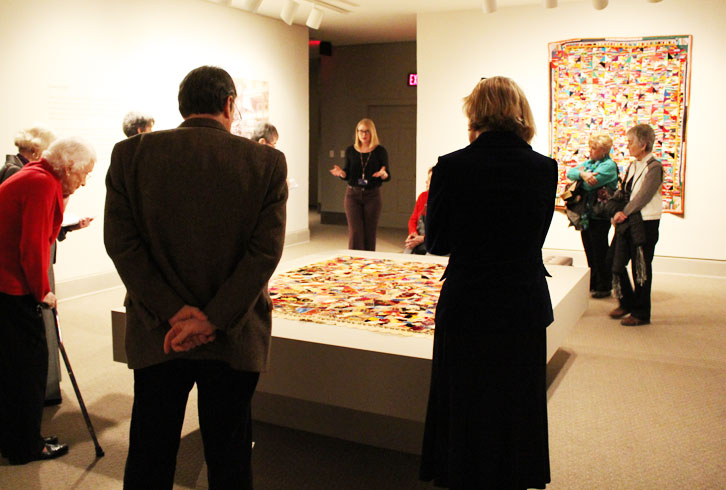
left=14, top=125, right=56, bottom=152
left=42, top=137, right=97, bottom=175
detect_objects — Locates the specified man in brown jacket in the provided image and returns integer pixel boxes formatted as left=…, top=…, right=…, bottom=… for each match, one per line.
left=104, top=65, right=287, bottom=490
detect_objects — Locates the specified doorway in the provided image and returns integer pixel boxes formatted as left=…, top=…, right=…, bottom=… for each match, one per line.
left=367, top=104, right=417, bottom=228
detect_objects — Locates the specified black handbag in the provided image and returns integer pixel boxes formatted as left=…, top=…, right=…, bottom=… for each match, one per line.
left=603, top=177, right=629, bottom=218
left=561, top=180, right=583, bottom=206
left=562, top=180, right=587, bottom=229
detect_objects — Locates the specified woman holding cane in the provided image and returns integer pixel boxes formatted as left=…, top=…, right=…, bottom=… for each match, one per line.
left=0, top=137, right=95, bottom=465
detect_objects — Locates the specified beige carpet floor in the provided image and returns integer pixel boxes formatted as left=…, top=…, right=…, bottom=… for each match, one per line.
left=1, top=214, right=724, bottom=489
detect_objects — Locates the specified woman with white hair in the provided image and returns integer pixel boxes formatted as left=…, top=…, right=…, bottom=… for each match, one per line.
left=0, top=137, right=95, bottom=465
left=1, top=125, right=56, bottom=182
left=566, top=133, right=619, bottom=298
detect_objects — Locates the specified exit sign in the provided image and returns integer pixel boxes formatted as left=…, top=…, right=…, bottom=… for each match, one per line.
left=408, top=73, right=418, bottom=86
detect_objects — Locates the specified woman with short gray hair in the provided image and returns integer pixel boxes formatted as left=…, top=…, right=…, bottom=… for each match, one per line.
left=609, top=124, right=663, bottom=326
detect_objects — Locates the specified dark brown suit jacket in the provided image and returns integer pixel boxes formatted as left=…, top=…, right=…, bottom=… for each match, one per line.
left=104, top=117, right=287, bottom=371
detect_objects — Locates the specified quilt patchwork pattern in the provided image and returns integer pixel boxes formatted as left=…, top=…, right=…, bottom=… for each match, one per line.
left=550, top=35, right=692, bottom=214
left=269, top=256, right=445, bottom=336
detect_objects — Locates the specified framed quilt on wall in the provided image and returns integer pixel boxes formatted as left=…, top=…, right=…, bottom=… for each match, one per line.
left=549, top=35, right=692, bottom=214
left=231, top=77, right=269, bottom=139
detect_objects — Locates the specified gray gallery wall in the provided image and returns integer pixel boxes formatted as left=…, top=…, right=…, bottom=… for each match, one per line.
left=314, top=42, right=417, bottom=228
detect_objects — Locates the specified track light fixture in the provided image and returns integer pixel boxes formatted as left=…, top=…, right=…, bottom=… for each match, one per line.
left=544, top=0, right=557, bottom=8
left=482, top=0, right=497, bottom=14
left=306, top=6, right=324, bottom=30
left=592, top=0, right=608, bottom=9
left=240, top=0, right=263, bottom=12
left=280, top=0, right=300, bottom=25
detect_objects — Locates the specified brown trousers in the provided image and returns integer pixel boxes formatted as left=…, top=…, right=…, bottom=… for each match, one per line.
left=344, top=186, right=382, bottom=251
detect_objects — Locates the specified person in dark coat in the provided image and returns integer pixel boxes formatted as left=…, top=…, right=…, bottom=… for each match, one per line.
left=420, top=76, right=557, bottom=490
left=104, top=66, right=287, bottom=489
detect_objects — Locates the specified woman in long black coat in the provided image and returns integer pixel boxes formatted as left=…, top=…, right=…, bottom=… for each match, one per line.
left=420, top=77, right=558, bottom=490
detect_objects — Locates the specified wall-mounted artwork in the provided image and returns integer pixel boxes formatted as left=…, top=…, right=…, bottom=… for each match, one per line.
left=232, top=78, right=269, bottom=139
left=549, top=35, right=692, bottom=214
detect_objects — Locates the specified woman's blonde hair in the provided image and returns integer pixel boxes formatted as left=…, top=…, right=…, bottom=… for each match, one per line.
left=463, top=77, right=536, bottom=143
left=588, top=133, right=613, bottom=153
left=14, top=125, right=56, bottom=154
left=353, top=118, right=380, bottom=151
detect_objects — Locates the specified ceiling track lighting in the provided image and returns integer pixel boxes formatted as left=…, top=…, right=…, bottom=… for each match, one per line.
left=306, top=6, right=324, bottom=30
left=209, top=0, right=357, bottom=30
left=282, top=0, right=356, bottom=28
left=592, top=0, right=608, bottom=10
left=280, top=0, right=300, bottom=25
left=482, top=0, right=497, bottom=14
left=240, top=0, right=263, bottom=13
left=544, top=0, right=557, bottom=8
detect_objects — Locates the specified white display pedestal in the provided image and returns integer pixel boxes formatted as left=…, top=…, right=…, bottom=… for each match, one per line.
left=111, top=251, right=589, bottom=454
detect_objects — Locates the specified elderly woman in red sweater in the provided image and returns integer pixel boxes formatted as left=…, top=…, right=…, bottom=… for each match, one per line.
left=0, top=137, right=95, bottom=465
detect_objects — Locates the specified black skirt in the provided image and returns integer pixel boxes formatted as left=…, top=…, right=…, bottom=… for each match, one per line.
left=420, top=278, right=551, bottom=490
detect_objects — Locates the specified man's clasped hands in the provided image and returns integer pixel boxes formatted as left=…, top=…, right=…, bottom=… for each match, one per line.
left=163, top=305, right=217, bottom=354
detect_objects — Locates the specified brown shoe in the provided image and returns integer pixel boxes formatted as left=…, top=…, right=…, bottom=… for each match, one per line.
left=609, top=307, right=630, bottom=319
left=621, top=315, right=650, bottom=326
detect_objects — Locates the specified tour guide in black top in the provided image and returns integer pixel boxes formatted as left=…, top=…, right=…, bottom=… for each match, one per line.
left=330, top=118, right=390, bottom=251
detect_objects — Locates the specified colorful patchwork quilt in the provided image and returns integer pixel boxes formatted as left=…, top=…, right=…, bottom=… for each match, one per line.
left=550, top=35, right=692, bottom=214
left=269, top=256, right=445, bottom=336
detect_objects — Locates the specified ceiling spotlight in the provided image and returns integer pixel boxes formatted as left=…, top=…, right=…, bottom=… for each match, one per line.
left=544, top=0, right=557, bottom=8
left=240, top=0, right=263, bottom=12
left=306, top=6, right=324, bottom=30
left=482, top=0, right=497, bottom=14
left=592, top=0, right=608, bottom=10
left=647, top=0, right=663, bottom=2
left=280, top=0, right=300, bottom=25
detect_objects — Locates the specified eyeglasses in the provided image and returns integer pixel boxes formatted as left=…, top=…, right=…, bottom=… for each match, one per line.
left=357, top=129, right=371, bottom=134
left=232, top=101, right=242, bottom=123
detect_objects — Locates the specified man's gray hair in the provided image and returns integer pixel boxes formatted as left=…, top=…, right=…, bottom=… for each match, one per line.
left=122, top=111, right=155, bottom=137
left=252, top=122, right=278, bottom=143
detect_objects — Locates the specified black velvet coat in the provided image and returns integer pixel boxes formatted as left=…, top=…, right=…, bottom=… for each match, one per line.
left=420, top=130, right=557, bottom=489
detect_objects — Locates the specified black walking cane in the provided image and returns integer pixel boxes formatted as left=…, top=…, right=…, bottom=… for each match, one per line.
left=51, top=307, right=105, bottom=458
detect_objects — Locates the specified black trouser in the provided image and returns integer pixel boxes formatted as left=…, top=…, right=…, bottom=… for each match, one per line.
left=124, top=359, right=259, bottom=490
left=344, top=186, right=382, bottom=251
left=0, top=293, right=48, bottom=463
left=581, top=218, right=612, bottom=292
left=616, top=219, right=660, bottom=321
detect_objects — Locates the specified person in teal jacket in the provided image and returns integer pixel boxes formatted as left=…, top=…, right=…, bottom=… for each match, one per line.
left=566, top=134, right=618, bottom=298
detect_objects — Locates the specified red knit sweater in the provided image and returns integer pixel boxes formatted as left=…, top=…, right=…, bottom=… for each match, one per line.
left=408, top=190, right=428, bottom=235
left=0, top=160, right=63, bottom=301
